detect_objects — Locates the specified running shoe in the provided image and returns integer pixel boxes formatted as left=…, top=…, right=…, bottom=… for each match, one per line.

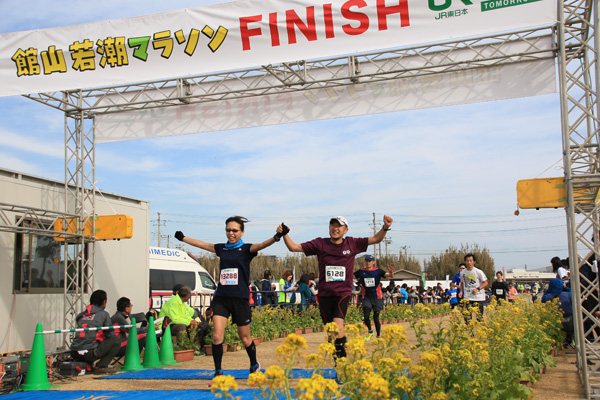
left=365, top=331, right=374, bottom=341
left=208, top=370, right=224, bottom=388
left=250, top=362, right=261, bottom=374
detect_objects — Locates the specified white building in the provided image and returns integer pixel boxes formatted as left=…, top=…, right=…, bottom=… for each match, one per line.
left=0, top=168, right=150, bottom=352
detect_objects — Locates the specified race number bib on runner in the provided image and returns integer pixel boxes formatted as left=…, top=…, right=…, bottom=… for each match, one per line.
left=364, top=277, right=376, bottom=287
left=220, top=268, right=238, bottom=285
left=325, top=266, right=345, bottom=282
left=495, top=289, right=504, bottom=295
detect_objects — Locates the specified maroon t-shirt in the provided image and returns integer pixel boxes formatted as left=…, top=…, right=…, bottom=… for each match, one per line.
left=301, top=236, right=369, bottom=297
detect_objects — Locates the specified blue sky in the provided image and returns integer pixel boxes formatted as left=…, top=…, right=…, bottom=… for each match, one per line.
left=0, top=0, right=568, bottom=270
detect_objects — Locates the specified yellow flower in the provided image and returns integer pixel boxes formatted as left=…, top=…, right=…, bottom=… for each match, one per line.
left=352, top=358, right=374, bottom=373
left=284, top=333, right=309, bottom=351
left=259, top=365, right=285, bottom=389
left=345, top=323, right=365, bottom=338
left=324, top=322, right=340, bottom=342
left=295, top=374, right=339, bottom=400
left=431, top=392, right=447, bottom=400
left=346, top=336, right=367, bottom=359
left=247, top=371, right=267, bottom=388
left=374, top=357, right=396, bottom=376
left=362, top=373, right=390, bottom=400
left=318, top=342, right=336, bottom=357
left=210, top=374, right=238, bottom=393
left=395, top=375, right=414, bottom=393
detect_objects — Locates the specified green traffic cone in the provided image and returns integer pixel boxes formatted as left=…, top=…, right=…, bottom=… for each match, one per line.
left=120, top=317, right=143, bottom=371
left=142, top=316, right=162, bottom=369
left=22, top=323, right=51, bottom=391
left=159, top=324, right=178, bottom=366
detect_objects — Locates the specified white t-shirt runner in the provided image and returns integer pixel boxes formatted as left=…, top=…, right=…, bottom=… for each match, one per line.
left=460, top=267, right=488, bottom=302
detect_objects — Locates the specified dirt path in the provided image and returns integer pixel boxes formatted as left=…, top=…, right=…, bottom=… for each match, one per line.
left=47, top=320, right=585, bottom=398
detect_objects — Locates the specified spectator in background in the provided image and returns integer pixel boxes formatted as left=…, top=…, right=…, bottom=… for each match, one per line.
left=559, top=258, right=571, bottom=286
left=386, top=280, right=396, bottom=304
left=542, top=278, right=574, bottom=348
left=409, top=287, right=419, bottom=307
left=112, top=297, right=147, bottom=357
left=400, top=283, right=409, bottom=304
left=260, top=270, right=275, bottom=306
left=70, top=290, right=120, bottom=374
left=551, top=256, right=569, bottom=283
left=295, top=274, right=313, bottom=312
left=279, top=270, right=296, bottom=306
left=308, top=272, right=318, bottom=304
left=159, top=286, right=208, bottom=354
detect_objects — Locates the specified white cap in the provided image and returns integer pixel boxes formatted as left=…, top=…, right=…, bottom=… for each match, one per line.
left=330, top=216, right=348, bottom=227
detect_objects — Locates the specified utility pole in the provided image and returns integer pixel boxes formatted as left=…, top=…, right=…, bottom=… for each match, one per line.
left=157, top=212, right=161, bottom=247
left=372, top=212, right=377, bottom=260
left=383, top=237, right=392, bottom=258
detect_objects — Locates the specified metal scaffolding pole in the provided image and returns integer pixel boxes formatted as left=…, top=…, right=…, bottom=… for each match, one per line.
left=62, top=91, right=96, bottom=338
left=559, top=0, right=600, bottom=396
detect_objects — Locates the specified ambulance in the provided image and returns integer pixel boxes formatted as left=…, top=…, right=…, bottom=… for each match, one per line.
left=149, top=246, right=216, bottom=313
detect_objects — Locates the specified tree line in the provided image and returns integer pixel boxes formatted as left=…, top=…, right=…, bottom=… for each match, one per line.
left=191, top=242, right=493, bottom=284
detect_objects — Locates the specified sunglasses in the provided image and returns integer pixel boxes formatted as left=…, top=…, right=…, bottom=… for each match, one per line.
left=226, top=229, right=240, bottom=233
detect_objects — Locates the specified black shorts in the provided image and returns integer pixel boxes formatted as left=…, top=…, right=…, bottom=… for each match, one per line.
left=317, top=295, right=351, bottom=324
left=211, top=296, right=252, bottom=326
left=362, top=297, right=384, bottom=312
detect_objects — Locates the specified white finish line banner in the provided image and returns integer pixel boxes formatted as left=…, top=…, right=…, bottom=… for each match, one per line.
left=95, top=55, right=556, bottom=142
left=0, top=0, right=556, bottom=97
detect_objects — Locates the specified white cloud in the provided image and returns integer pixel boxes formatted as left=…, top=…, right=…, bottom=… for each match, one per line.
left=0, top=129, right=63, bottom=158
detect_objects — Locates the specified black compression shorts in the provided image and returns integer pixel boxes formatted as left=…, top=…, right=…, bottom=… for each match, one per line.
left=317, top=295, right=351, bottom=324
left=211, top=296, right=252, bottom=326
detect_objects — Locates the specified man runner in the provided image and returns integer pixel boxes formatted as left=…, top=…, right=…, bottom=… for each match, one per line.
left=281, top=215, right=393, bottom=358
left=354, top=254, right=394, bottom=340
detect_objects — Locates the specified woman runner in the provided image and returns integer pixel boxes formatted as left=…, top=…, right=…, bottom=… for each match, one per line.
left=174, top=216, right=284, bottom=382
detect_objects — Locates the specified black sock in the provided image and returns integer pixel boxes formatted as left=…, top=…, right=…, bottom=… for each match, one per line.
left=212, top=343, right=224, bottom=372
left=334, top=337, right=347, bottom=359
left=245, top=342, right=257, bottom=366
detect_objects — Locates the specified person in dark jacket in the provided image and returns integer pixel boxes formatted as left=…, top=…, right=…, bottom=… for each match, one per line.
left=70, top=289, right=121, bottom=374
left=111, top=297, right=148, bottom=357
left=295, top=274, right=313, bottom=312
left=260, top=270, right=275, bottom=305
left=542, top=278, right=574, bottom=347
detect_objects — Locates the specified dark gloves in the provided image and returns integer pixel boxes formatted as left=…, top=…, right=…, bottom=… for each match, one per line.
left=274, top=223, right=290, bottom=241
left=175, top=231, right=185, bottom=242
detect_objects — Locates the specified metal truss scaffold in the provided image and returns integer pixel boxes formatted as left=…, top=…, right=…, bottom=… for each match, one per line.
left=22, top=26, right=555, bottom=116
left=559, top=0, right=600, bottom=397
left=61, top=98, right=96, bottom=338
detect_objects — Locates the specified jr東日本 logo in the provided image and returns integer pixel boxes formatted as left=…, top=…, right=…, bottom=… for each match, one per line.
left=429, top=0, right=543, bottom=21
